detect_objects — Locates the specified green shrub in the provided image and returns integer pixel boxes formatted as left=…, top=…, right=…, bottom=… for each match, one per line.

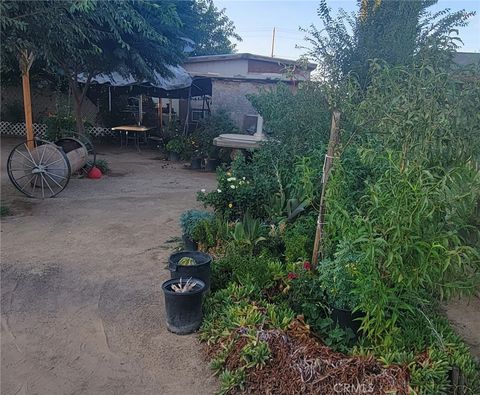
left=44, top=109, right=76, bottom=141
left=93, top=159, right=110, bottom=174
left=191, top=110, right=239, bottom=159
left=282, top=214, right=316, bottom=263
left=179, top=209, right=214, bottom=238
left=165, top=137, right=184, bottom=154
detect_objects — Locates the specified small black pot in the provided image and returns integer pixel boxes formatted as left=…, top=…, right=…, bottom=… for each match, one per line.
left=168, top=152, right=180, bottom=161
left=331, top=307, right=364, bottom=336
left=162, top=278, right=205, bottom=334
left=182, top=234, right=198, bottom=251
left=169, top=251, right=212, bottom=291
left=204, top=158, right=219, bottom=172
left=190, top=157, right=202, bottom=170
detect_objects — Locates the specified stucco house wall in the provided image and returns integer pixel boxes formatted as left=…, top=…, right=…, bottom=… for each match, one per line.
left=210, top=79, right=270, bottom=128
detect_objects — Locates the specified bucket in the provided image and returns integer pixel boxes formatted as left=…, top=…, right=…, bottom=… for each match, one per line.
left=162, top=278, right=205, bottom=334
left=169, top=251, right=212, bottom=291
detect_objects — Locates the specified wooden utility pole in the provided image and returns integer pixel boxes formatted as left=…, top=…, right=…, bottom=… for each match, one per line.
left=270, top=27, right=276, bottom=58
left=311, top=111, right=341, bottom=267
left=19, top=50, right=35, bottom=149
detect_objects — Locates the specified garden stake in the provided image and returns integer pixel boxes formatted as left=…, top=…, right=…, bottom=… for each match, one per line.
left=311, top=111, right=340, bottom=267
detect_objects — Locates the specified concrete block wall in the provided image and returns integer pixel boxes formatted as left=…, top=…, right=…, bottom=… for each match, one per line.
left=211, top=79, right=271, bottom=129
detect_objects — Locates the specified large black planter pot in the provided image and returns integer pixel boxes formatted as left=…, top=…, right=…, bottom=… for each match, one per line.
left=168, top=152, right=180, bottom=161
left=169, top=251, right=212, bottom=291
left=205, top=158, right=219, bottom=172
left=162, top=278, right=205, bottom=334
left=190, top=157, right=202, bottom=170
left=182, top=234, right=198, bottom=251
left=331, top=307, right=364, bottom=336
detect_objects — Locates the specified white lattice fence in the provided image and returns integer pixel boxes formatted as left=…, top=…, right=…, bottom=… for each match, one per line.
left=0, top=121, right=114, bottom=138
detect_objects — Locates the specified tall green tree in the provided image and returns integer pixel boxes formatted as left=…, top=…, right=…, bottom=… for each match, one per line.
left=303, top=0, right=475, bottom=88
left=188, top=0, right=241, bottom=55
left=1, top=0, right=241, bottom=134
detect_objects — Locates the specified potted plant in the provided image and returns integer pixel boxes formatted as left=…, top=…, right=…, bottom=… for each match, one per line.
left=179, top=209, right=215, bottom=250
left=317, top=255, right=363, bottom=335
left=165, top=137, right=184, bottom=161
left=162, top=277, right=206, bottom=334
left=169, top=250, right=212, bottom=291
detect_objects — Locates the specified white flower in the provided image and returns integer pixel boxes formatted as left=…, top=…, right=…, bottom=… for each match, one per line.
left=230, top=185, right=236, bottom=189
left=227, top=177, right=236, bottom=182
left=217, top=189, right=222, bottom=193
left=242, top=177, right=246, bottom=180
left=201, top=189, right=206, bottom=193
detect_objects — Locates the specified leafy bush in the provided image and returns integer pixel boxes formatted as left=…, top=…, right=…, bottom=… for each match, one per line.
left=94, top=159, right=110, bottom=174
left=198, top=160, right=266, bottom=220
left=282, top=214, right=316, bottom=263
left=165, top=137, right=184, bottom=154
left=179, top=209, right=214, bottom=238
left=191, top=110, right=239, bottom=159
left=44, top=109, right=76, bottom=141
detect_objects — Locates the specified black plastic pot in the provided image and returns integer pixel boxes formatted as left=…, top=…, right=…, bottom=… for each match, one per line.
left=205, top=158, right=219, bottom=172
left=162, top=278, right=205, bottom=334
left=168, top=152, right=180, bottom=161
left=331, top=307, right=364, bottom=336
left=169, top=251, right=212, bottom=291
left=190, top=157, right=202, bottom=170
left=182, top=234, right=198, bottom=251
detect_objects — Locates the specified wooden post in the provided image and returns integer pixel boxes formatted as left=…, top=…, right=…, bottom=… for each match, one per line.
left=158, top=98, right=163, bottom=128
left=311, top=111, right=341, bottom=267
left=138, top=94, right=143, bottom=126
left=19, top=50, right=35, bottom=150
left=168, top=98, right=173, bottom=124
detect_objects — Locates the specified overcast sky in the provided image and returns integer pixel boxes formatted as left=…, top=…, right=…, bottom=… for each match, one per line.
left=216, top=0, right=480, bottom=60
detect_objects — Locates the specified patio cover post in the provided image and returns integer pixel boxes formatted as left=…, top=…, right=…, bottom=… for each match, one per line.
left=19, top=50, right=35, bottom=149
left=138, top=94, right=143, bottom=125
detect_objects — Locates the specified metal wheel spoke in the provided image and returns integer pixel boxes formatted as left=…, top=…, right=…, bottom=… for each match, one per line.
left=40, top=173, right=45, bottom=198
left=44, top=170, right=67, bottom=180
left=14, top=148, right=36, bottom=166
left=20, top=174, right=37, bottom=192
left=43, top=157, right=65, bottom=167
left=31, top=174, right=39, bottom=193
left=44, top=172, right=64, bottom=189
left=41, top=173, right=55, bottom=196
left=24, top=143, right=38, bottom=166
left=10, top=159, right=35, bottom=169
left=12, top=173, right=33, bottom=182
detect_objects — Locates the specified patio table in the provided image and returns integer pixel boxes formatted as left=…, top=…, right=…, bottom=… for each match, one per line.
left=112, top=125, right=155, bottom=152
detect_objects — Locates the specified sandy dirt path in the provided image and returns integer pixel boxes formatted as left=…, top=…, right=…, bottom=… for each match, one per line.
left=1, top=137, right=218, bottom=395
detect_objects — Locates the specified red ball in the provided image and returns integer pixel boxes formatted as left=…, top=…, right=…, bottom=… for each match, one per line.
left=87, top=166, right=102, bottom=179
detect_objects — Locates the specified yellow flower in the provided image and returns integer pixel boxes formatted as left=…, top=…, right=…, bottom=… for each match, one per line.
left=228, top=203, right=233, bottom=208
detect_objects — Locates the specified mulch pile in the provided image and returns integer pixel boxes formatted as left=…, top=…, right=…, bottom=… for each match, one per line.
left=208, top=318, right=410, bottom=395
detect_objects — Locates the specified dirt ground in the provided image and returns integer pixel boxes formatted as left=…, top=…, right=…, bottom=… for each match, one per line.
left=1, top=136, right=218, bottom=395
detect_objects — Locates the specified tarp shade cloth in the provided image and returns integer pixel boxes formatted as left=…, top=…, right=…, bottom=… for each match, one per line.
left=77, top=65, right=192, bottom=91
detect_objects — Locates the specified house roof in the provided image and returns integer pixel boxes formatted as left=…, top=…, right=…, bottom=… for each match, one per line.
left=453, top=52, right=480, bottom=67
left=185, top=53, right=317, bottom=70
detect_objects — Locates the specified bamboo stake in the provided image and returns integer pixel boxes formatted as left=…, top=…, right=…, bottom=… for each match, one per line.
left=311, top=111, right=341, bottom=267
left=19, top=50, right=35, bottom=150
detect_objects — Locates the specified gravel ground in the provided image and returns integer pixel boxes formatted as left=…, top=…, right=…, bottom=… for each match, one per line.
left=1, top=136, right=218, bottom=395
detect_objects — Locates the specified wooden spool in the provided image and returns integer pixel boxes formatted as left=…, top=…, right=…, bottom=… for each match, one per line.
left=55, top=137, right=88, bottom=173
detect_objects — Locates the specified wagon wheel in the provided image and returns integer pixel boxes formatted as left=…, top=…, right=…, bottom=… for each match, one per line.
left=7, top=139, right=70, bottom=198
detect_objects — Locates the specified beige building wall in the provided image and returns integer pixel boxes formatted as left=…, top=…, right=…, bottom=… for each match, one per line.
left=211, top=79, right=272, bottom=129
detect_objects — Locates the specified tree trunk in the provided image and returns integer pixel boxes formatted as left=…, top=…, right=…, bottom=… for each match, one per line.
left=72, top=92, right=86, bottom=135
